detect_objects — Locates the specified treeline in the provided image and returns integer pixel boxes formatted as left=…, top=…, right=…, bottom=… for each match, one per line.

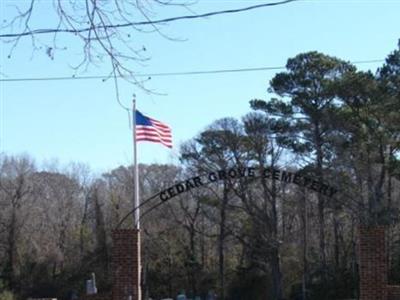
left=1, top=42, right=400, bottom=300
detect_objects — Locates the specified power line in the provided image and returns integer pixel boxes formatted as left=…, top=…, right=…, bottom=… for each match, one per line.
left=0, top=0, right=298, bottom=38
left=0, top=66, right=286, bottom=82
left=0, top=60, right=385, bottom=83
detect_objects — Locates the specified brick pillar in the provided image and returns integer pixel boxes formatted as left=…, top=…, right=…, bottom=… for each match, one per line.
left=112, top=229, right=141, bottom=300
left=359, top=226, right=387, bottom=300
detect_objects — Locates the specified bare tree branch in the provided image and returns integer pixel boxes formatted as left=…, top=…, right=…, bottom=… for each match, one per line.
left=1, top=0, right=298, bottom=39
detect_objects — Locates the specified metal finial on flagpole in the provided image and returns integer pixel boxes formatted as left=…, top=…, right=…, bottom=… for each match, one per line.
left=132, top=95, right=140, bottom=229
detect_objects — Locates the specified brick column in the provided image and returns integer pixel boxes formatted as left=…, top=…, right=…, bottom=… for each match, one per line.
left=112, top=229, right=141, bottom=300
left=359, top=226, right=387, bottom=300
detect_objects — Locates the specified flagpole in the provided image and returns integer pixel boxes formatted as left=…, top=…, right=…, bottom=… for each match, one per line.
left=132, top=96, right=142, bottom=300
left=132, top=96, right=140, bottom=229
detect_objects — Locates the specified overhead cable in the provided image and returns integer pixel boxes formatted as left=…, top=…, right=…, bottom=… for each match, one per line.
left=0, top=59, right=385, bottom=82
left=0, top=0, right=298, bottom=38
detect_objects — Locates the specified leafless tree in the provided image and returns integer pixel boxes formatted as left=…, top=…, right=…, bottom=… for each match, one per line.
left=1, top=0, right=297, bottom=92
left=2, top=0, right=194, bottom=87
left=0, top=154, right=36, bottom=289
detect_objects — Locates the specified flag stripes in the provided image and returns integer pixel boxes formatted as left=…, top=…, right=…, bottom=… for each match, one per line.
left=135, top=111, right=172, bottom=148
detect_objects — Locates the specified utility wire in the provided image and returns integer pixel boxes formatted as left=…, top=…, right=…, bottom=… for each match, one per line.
left=0, top=60, right=385, bottom=82
left=0, top=0, right=298, bottom=38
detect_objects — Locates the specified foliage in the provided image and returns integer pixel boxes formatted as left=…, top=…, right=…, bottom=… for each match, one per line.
left=0, top=290, right=15, bottom=300
left=1, top=41, right=400, bottom=300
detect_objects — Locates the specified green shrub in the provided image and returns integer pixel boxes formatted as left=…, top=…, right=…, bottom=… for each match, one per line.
left=0, top=290, right=15, bottom=300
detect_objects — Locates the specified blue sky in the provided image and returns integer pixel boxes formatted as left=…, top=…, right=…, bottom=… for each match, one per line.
left=1, top=0, right=399, bottom=173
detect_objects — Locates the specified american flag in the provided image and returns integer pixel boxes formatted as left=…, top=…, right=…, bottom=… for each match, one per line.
left=135, top=110, right=172, bottom=148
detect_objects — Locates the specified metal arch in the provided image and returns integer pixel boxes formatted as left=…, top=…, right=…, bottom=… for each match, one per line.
left=115, top=166, right=339, bottom=229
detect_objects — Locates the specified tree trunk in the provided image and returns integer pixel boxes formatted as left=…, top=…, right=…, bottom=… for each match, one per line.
left=6, top=208, right=17, bottom=289
left=301, top=190, right=308, bottom=300
left=94, top=189, right=109, bottom=276
left=315, top=123, right=327, bottom=281
left=270, top=247, right=283, bottom=300
left=79, top=191, right=90, bottom=259
left=333, top=205, right=340, bottom=269
left=189, top=224, right=197, bottom=297
left=270, top=184, right=283, bottom=299
left=218, top=186, right=228, bottom=300
left=268, top=152, right=283, bottom=300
